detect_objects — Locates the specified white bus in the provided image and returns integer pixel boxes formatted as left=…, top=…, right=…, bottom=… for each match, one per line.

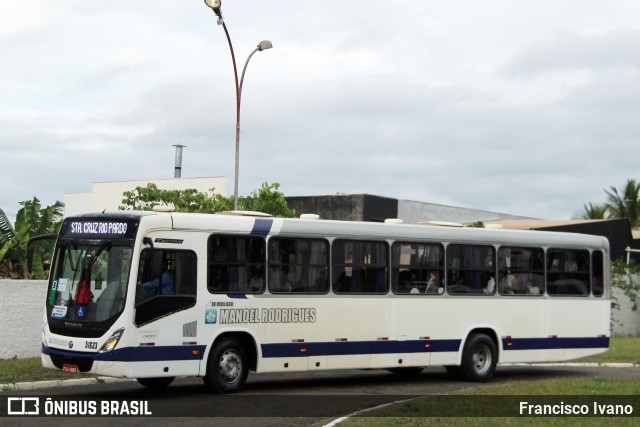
left=41, top=211, right=610, bottom=393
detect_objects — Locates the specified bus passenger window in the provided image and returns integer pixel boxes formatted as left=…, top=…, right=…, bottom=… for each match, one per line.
left=391, top=242, right=444, bottom=295
left=333, top=240, right=388, bottom=294
left=446, top=244, right=495, bottom=295
left=546, top=248, right=590, bottom=296
left=207, top=235, right=266, bottom=294
left=497, top=247, right=544, bottom=296
left=268, top=237, right=329, bottom=293
left=592, top=250, right=604, bottom=297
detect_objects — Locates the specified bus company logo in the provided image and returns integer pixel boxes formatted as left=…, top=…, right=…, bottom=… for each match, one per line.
left=68, top=340, right=74, bottom=349
left=205, top=309, right=217, bottom=324
left=7, top=397, right=40, bottom=415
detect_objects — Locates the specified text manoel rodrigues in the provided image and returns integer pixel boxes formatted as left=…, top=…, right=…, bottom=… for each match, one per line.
left=216, top=307, right=317, bottom=324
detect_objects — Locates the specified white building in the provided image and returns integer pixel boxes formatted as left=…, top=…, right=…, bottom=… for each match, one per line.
left=63, top=176, right=227, bottom=217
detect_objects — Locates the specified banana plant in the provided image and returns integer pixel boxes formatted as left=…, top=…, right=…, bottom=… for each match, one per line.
left=0, top=198, right=64, bottom=279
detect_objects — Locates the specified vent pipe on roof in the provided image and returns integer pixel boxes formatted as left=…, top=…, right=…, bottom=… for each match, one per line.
left=173, top=144, right=186, bottom=178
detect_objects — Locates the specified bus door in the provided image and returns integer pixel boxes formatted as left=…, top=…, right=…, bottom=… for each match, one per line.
left=133, top=245, right=201, bottom=377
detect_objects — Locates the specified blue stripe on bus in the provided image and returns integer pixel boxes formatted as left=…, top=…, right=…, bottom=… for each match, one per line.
left=502, top=336, right=609, bottom=351
left=42, top=335, right=609, bottom=363
left=251, top=218, right=273, bottom=236
left=261, top=339, right=462, bottom=358
left=42, top=344, right=206, bottom=362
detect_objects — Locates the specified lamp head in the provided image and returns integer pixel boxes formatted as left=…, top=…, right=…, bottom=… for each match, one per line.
left=204, top=0, right=223, bottom=19
left=257, top=40, right=273, bottom=51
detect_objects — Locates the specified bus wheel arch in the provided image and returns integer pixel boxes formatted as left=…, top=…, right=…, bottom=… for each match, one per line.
left=456, top=328, right=498, bottom=382
left=203, top=332, right=257, bottom=393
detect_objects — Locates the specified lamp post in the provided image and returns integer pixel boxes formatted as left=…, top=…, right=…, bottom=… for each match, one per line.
left=203, top=0, right=273, bottom=210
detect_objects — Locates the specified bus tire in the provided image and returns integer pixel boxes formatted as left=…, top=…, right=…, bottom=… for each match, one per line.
left=136, top=377, right=174, bottom=388
left=459, top=333, right=497, bottom=382
left=204, top=337, right=248, bottom=393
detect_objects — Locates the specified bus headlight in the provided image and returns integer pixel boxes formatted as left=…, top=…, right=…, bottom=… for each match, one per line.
left=99, top=328, right=125, bottom=353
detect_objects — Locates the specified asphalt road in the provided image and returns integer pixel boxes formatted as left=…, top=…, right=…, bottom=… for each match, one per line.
left=2, top=365, right=639, bottom=426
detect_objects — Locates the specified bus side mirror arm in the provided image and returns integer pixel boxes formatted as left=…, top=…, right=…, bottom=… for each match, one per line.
left=143, top=237, right=154, bottom=249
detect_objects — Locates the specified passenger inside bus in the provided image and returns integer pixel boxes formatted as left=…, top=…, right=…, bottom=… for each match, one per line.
left=499, top=274, right=519, bottom=294
left=140, top=258, right=175, bottom=297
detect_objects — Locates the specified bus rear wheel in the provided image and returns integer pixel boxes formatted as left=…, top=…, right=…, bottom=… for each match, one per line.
left=458, top=333, right=497, bottom=382
left=136, top=377, right=174, bottom=388
left=204, top=337, right=248, bottom=393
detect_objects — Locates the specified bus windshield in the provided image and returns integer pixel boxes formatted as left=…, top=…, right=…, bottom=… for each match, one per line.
left=48, top=241, right=133, bottom=323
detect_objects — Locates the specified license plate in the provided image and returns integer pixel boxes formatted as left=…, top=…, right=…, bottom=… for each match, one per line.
left=62, top=364, right=79, bottom=373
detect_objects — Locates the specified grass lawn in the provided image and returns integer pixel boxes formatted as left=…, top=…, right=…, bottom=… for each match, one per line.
left=573, top=336, right=640, bottom=365
left=0, top=357, right=91, bottom=385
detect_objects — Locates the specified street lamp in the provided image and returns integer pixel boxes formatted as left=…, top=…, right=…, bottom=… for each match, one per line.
left=203, top=0, right=273, bottom=211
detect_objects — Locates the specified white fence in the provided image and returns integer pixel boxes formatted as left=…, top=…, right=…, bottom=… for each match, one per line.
left=0, top=280, right=47, bottom=359
left=0, top=279, right=638, bottom=359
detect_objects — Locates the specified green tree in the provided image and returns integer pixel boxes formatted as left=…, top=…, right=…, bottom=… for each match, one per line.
left=237, top=182, right=295, bottom=218
left=576, top=202, right=608, bottom=220
left=611, top=259, right=640, bottom=313
left=120, top=182, right=295, bottom=218
left=120, top=184, right=231, bottom=213
left=0, top=198, right=64, bottom=279
left=605, top=179, right=640, bottom=228
left=466, top=221, right=485, bottom=228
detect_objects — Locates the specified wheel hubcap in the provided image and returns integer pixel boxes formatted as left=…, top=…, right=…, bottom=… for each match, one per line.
left=219, top=349, right=242, bottom=383
left=472, top=343, right=491, bottom=374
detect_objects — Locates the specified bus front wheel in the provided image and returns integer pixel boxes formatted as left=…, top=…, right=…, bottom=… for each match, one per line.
left=458, top=333, right=497, bottom=382
left=204, top=337, right=248, bottom=393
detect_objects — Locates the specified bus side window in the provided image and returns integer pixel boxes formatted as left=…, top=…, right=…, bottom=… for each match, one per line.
left=134, top=249, right=197, bottom=326
left=136, top=250, right=197, bottom=304
left=497, top=247, right=544, bottom=295
left=268, top=237, right=329, bottom=294
left=592, top=250, right=604, bottom=297
left=546, top=248, right=590, bottom=296
left=391, top=242, right=444, bottom=295
left=207, top=235, right=266, bottom=294
left=332, top=240, right=388, bottom=294
left=446, top=244, right=495, bottom=295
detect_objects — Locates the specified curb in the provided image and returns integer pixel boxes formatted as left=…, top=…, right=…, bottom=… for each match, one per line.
left=1, top=377, right=133, bottom=392
left=503, top=362, right=638, bottom=368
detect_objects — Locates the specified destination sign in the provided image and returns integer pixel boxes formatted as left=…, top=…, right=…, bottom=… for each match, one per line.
left=69, top=222, right=128, bottom=235
left=60, top=217, right=139, bottom=239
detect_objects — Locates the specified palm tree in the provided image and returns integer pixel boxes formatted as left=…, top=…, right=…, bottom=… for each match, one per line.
left=605, top=179, right=640, bottom=228
left=577, top=202, right=608, bottom=220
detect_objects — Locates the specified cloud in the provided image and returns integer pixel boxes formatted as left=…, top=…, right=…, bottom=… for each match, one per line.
left=2, top=1, right=640, bottom=223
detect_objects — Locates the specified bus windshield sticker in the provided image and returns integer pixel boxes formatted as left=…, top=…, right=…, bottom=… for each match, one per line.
left=52, top=306, right=67, bottom=319
left=57, top=278, right=67, bottom=292
left=48, top=280, right=58, bottom=306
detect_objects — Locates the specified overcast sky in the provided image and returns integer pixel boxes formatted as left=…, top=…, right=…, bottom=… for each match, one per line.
left=2, top=0, right=639, bottom=222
